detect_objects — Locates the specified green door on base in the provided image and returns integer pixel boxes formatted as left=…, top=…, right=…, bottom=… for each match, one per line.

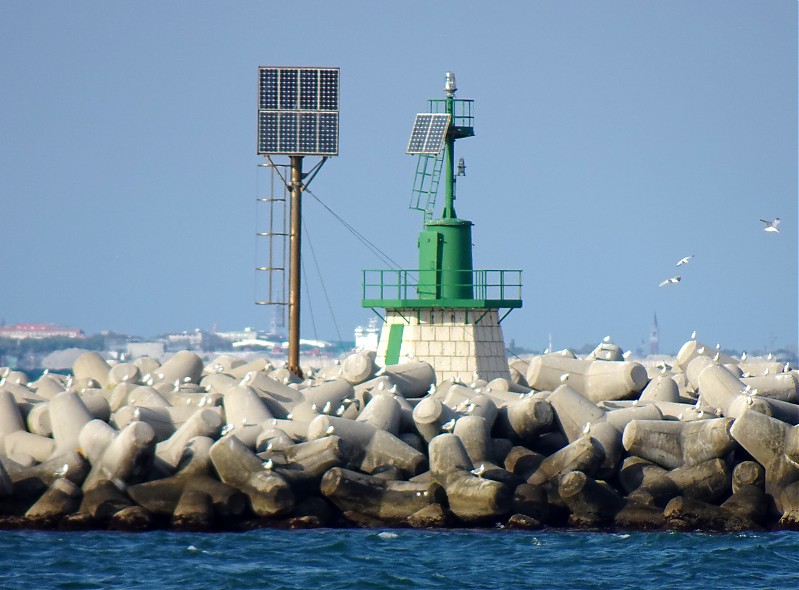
left=385, top=323, right=405, bottom=365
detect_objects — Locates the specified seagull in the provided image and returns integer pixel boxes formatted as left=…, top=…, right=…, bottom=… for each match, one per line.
left=603, top=335, right=611, bottom=343
left=325, top=425, right=335, bottom=436
left=54, top=463, right=69, bottom=478
left=265, top=441, right=274, bottom=452
left=676, top=255, right=694, bottom=267
left=760, top=218, right=780, bottom=233
left=582, top=422, right=591, bottom=435
left=560, top=373, right=569, bottom=383
left=659, top=276, right=681, bottom=287
left=622, top=351, right=632, bottom=360
left=262, top=459, right=273, bottom=470
left=335, top=405, right=345, bottom=416
left=471, top=464, right=486, bottom=478
left=220, top=423, right=234, bottom=436
left=322, top=401, right=332, bottom=414
left=389, top=384, right=398, bottom=394
left=428, top=384, right=437, bottom=395
left=465, top=403, right=476, bottom=414
left=441, top=419, right=456, bottom=432
left=691, top=330, right=697, bottom=340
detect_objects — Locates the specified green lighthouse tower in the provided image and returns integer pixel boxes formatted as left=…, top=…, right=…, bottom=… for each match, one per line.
left=362, top=72, right=522, bottom=381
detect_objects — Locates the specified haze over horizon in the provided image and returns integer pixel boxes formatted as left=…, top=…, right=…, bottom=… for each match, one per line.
left=1, top=1, right=796, bottom=356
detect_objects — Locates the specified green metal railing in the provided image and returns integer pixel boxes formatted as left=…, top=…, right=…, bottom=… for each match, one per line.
left=362, top=268, right=522, bottom=309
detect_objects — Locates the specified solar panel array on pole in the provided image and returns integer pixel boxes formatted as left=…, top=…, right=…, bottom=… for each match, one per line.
left=257, top=67, right=340, bottom=156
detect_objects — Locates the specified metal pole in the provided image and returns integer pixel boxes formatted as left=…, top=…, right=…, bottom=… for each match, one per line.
left=288, top=155, right=303, bottom=378
left=442, top=94, right=457, bottom=219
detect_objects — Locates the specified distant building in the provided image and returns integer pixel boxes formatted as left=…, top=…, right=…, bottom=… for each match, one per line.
left=0, top=323, right=84, bottom=340
left=649, top=313, right=659, bottom=356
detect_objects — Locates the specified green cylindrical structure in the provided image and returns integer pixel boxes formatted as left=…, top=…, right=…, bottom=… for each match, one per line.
left=418, top=218, right=474, bottom=300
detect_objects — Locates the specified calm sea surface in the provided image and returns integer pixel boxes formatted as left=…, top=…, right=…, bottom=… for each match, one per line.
left=0, top=529, right=796, bottom=589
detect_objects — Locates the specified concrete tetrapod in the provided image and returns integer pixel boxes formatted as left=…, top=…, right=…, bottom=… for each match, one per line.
left=307, top=415, right=427, bottom=476
left=155, top=408, right=223, bottom=469
left=25, top=477, right=83, bottom=526
left=621, top=418, right=737, bottom=470
left=740, top=373, right=798, bottom=403
left=209, top=434, right=294, bottom=518
left=547, top=385, right=623, bottom=478
left=676, top=339, right=738, bottom=372
left=493, top=395, right=554, bottom=443
left=729, top=409, right=799, bottom=512
left=128, top=436, right=247, bottom=518
left=81, top=420, right=157, bottom=489
left=525, top=356, right=648, bottom=402
left=559, top=471, right=664, bottom=530
left=381, top=361, right=437, bottom=398
left=321, top=467, right=443, bottom=524
left=428, top=433, right=512, bottom=522
left=49, top=391, right=94, bottom=457
left=151, top=350, right=204, bottom=386
left=72, top=352, right=111, bottom=389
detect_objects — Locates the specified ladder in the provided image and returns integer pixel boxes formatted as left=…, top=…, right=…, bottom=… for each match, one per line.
left=409, top=151, right=444, bottom=223
left=255, top=161, right=289, bottom=327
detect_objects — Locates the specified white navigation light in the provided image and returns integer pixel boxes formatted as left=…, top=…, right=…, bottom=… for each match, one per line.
left=445, top=71, right=457, bottom=96
left=407, top=113, right=451, bottom=154
left=257, top=66, right=340, bottom=156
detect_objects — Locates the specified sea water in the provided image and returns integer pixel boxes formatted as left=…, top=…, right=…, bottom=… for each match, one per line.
left=0, top=529, right=796, bottom=589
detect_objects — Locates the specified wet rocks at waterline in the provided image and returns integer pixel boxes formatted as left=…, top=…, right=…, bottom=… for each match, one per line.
left=0, top=343, right=797, bottom=532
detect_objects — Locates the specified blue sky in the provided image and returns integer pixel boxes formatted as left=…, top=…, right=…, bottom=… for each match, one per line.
left=0, top=1, right=796, bottom=355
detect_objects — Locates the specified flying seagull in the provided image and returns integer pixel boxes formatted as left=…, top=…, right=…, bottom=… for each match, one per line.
left=760, top=218, right=780, bottom=233
left=659, top=276, right=681, bottom=287
left=676, top=255, right=694, bottom=267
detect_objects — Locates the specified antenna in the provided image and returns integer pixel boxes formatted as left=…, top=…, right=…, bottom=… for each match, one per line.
left=407, top=72, right=474, bottom=223
left=257, top=66, right=340, bottom=377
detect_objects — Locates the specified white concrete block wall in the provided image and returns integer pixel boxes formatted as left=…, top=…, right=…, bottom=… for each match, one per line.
left=376, top=308, right=511, bottom=382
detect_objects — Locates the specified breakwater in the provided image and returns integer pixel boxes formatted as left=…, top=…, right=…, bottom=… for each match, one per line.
left=0, top=340, right=797, bottom=532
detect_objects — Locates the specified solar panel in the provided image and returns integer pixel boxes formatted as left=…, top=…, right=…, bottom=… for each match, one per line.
left=258, top=66, right=339, bottom=155
left=407, top=113, right=450, bottom=154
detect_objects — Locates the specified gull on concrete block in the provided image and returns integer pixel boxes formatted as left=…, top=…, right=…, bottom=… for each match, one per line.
left=622, top=350, right=632, bottom=360
left=322, top=401, right=332, bottom=414
left=471, top=464, right=486, bottom=478
left=262, top=459, right=273, bottom=470
left=676, top=255, right=695, bottom=267
left=603, top=335, right=611, bottom=343
left=54, top=463, right=69, bottom=478
left=659, top=276, right=681, bottom=287
left=760, top=218, right=780, bottom=233
left=691, top=330, right=697, bottom=340
left=336, top=405, right=345, bottom=416
left=560, top=373, right=570, bottom=383
left=325, top=425, right=335, bottom=436
left=582, top=422, right=591, bottom=435
left=220, top=423, right=234, bottom=436
left=442, top=419, right=456, bottom=432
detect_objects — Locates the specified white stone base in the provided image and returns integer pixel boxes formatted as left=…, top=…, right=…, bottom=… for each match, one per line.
left=376, top=308, right=511, bottom=383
